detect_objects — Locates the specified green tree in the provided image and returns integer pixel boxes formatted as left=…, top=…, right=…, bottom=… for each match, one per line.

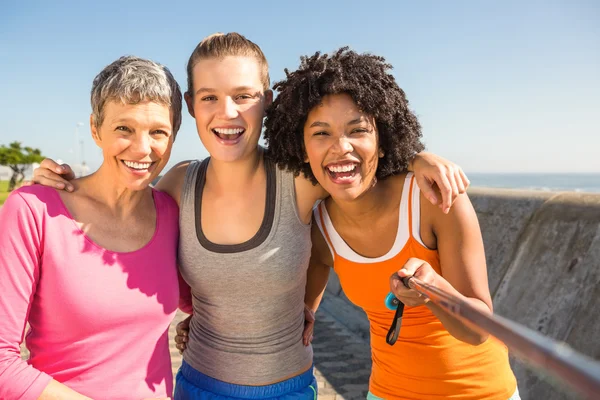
left=0, top=141, right=45, bottom=191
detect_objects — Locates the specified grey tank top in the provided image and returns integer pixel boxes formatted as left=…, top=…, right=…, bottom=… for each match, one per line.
left=178, top=157, right=313, bottom=385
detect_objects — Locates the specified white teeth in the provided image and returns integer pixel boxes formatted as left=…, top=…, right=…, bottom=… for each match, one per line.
left=123, top=160, right=152, bottom=170
left=327, top=164, right=357, bottom=173
left=213, top=128, right=244, bottom=135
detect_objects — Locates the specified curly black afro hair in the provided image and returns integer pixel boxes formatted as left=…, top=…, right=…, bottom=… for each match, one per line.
left=264, top=47, right=424, bottom=184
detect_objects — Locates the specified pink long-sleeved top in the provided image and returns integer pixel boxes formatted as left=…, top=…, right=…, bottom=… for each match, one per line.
left=0, top=185, right=181, bottom=399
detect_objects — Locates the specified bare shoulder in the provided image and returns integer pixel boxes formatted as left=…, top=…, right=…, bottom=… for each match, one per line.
left=386, top=173, right=409, bottom=192
left=294, top=173, right=328, bottom=224
left=155, top=160, right=195, bottom=206
left=421, top=189, right=479, bottom=236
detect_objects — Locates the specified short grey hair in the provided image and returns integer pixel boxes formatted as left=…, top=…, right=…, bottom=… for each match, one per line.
left=91, top=56, right=182, bottom=136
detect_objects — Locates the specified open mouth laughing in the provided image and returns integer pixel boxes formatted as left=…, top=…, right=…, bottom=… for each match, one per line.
left=121, top=160, right=156, bottom=175
left=212, top=127, right=245, bottom=141
left=325, top=162, right=360, bottom=184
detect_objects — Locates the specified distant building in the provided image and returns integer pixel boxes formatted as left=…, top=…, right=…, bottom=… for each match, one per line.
left=73, top=162, right=90, bottom=177
left=0, top=163, right=40, bottom=181
left=0, top=166, right=10, bottom=181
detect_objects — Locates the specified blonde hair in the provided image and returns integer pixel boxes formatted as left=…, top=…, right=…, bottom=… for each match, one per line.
left=186, top=32, right=270, bottom=94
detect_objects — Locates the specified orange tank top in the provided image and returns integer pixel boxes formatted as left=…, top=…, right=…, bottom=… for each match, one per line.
left=314, top=173, right=517, bottom=399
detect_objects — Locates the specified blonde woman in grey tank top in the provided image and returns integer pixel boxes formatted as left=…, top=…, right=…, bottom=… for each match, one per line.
left=32, top=33, right=470, bottom=399
left=164, top=34, right=468, bottom=400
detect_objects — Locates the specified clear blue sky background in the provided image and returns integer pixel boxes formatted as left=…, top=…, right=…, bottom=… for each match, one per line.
left=1, top=0, right=598, bottom=173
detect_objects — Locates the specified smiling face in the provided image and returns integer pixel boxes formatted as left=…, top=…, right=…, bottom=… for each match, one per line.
left=91, top=100, right=173, bottom=191
left=303, top=93, right=381, bottom=202
left=184, top=56, right=272, bottom=163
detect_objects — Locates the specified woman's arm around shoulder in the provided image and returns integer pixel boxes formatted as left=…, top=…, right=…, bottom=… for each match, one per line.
left=409, top=152, right=470, bottom=214
left=303, top=219, right=334, bottom=345
left=155, top=160, right=195, bottom=206
left=305, top=218, right=334, bottom=313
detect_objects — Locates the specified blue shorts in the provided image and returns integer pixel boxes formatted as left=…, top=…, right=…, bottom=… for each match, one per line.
left=174, top=360, right=317, bottom=400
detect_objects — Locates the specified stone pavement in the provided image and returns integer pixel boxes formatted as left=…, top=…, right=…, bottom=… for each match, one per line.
left=309, top=309, right=372, bottom=399
left=168, top=308, right=372, bottom=399
left=20, top=307, right=371, bottom=399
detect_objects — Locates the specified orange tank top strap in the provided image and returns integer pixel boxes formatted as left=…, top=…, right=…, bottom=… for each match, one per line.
left=406, top=172, right=436, bottom=253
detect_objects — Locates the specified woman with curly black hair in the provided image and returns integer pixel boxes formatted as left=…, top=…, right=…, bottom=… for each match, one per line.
left=264, top=48, right=519, bottom=400
left=265, top=47, right=425, bottom=185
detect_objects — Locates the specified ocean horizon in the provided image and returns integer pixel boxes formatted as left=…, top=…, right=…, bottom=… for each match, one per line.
left=467, top=173, right=600, bottom=193
left=148, top=172, right=600, bottom=193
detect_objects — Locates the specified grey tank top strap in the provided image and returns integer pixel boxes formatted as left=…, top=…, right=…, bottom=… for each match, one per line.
left=178, top=157, right=313, bottom=385
left=179, top=159, right=202, bottom=216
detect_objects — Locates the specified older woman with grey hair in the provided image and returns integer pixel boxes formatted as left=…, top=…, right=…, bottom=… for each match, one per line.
left=0, top=56, right=183, bottom=400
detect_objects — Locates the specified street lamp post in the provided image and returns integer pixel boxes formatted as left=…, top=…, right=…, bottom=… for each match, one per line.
left=75, top=122, right=84, bottom=177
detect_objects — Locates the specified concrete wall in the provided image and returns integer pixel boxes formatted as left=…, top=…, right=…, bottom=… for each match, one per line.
left=319, top=187, right=600, bottom=400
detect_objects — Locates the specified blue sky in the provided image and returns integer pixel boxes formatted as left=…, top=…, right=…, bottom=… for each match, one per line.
left=1, top=0, right=598, bottom=173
